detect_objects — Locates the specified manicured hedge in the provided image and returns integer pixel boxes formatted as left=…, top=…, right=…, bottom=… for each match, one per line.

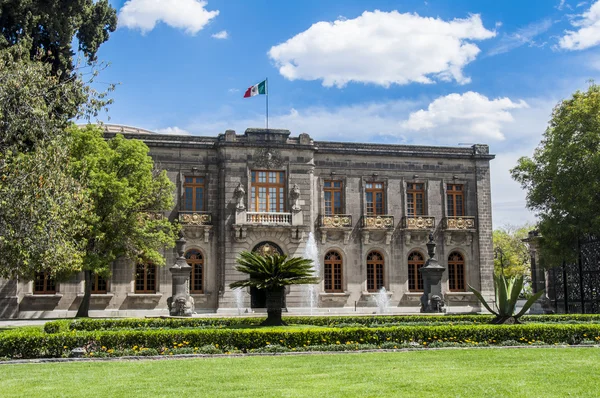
left=43, top=314, right=600, bottom=334
left=7, top=323, right=600, bottom=359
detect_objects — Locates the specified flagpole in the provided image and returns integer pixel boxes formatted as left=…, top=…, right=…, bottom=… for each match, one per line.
left=266, top=77, right=269, bottom=131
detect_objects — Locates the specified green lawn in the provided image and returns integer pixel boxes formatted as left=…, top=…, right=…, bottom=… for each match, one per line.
left=1, top=348, right=599, bottom=397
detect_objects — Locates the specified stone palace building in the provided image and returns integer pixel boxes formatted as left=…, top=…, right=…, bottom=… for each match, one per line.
left=0, top=125, right=495, bottom=318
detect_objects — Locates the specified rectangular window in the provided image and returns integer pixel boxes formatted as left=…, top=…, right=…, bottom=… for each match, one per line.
left=365, top=182, right=385, bottom=215
left=447, top=184, right=464, bottom=217
left=407, top=183, right=425, bottom=217
left=135, top=263, right=157, bottom=293
left=34, top=272, right=56, bottom=294
left=183, top=176, right=205, bottom=211
left=324, top=180, right=343, bottom=215
left=251, top=171, right=285, bottom=212
left=91, top=273, right=108, bottom=294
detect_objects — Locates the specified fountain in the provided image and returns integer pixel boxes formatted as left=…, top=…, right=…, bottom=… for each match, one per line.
left=303, top=232, right=321, bottom=314
left=234, top=287, right=245, bottom=315
left=374, top=287, right=390, bottom=314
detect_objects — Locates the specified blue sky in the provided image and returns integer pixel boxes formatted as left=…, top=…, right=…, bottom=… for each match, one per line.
left=95, top=0, right=600, bottom=227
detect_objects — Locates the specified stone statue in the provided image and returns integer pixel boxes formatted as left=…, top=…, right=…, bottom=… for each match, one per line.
left=290, top=184, right=301, bottom=211
left=168, top=295, right=195, bottom=316
left=234, top=183, right=246, bottom=210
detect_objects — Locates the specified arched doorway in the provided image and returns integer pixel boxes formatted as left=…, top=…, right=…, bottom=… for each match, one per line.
left=250, top=241, right=285, bottom=309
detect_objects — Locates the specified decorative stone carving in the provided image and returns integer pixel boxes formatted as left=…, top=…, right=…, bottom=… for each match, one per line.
left=363, top=215, right=394, bottom=229
left=420, top=233, right=446, bottom=313
left=234, top=183, right=246, bottom=210
left=402, top=216, right=435, bottom=230
left=290, top=184, right=301, bottom=212
left=321, top=215, right=352, bottom=228
left=443, top=217, right=475, bottom=230
left=168, top=233, right=194, bottom=316
left=179, top=212, right=211, bottom=226
left=254, top=148, right=284, bottom=169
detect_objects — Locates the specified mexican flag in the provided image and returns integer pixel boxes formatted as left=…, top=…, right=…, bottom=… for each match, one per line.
left=243, top=80, right=267, bottom=98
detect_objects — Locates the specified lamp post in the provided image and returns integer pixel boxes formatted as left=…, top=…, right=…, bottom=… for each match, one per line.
left=420, top=232, right=446, bottom=313
left=167, top=232, right=194, bottom=316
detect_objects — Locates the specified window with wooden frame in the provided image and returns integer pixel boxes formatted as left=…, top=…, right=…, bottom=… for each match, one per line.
left=324, top=251, right=343, bottom=293
left=323, top=180, right=343, bottom=215
left=91, top=273, right=108, bottom=294
left=448, top=252, right=466, bottom=292
left=365, top=182, right=385, bottom=215
left=135, top=263, right=157, bottom=293
left=183, top=176, right=205, bottom=211
left=408, top=251, right=425, bottom=292
left=250, top=170, right=286, bottom=212
left=367, top=251, right=385, bottom=292
left=406, top=183, right=426, bottom=216
left=34, top=271, right=56, bottom=294
left=446, top=184, right=465, bottom=217
left=186, top=249, right=204, bottom=293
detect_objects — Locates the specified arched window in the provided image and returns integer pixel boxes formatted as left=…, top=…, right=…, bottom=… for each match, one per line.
left=367, top=251, right=385, bottom=292
left=448, top=252, right=466, bottom=292
left=408, top=251, right=425, bottom=292
left=135, top=263, right=156, bottom=293
left=324, top=251, right=343, bottom=293
left=186, top=249, right=204, bottom=293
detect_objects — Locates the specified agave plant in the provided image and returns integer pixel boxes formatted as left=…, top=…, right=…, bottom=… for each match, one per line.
left=230, top=251, right=319, bottom=326
left=469, top=273, right=545, bottom=324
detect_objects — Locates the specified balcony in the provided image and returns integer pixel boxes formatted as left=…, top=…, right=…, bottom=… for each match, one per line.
left=401, top=216, right=435, bottom=230
left=319, top=214, right=353, bottom=244
left=443, top=216, right=476, bottom=230
left=362, top=215, right=395, bottom=230
left=401, top=216, right=435, bottom=246
left=179, top=211, right=212, bottom=243
left=246, top=212, right=292, bottom=225
left=361, top=215, right=394, bottom=245
left=442, top=216, right=476, bottom=246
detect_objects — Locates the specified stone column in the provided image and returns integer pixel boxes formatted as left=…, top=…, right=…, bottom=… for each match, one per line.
left=420, top=233, right=446, bottom=313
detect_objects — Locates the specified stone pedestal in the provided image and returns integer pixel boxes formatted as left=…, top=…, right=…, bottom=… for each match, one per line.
left=167, top=233, right=194, bottom=316
left=420, top=233, right=446, bottom=313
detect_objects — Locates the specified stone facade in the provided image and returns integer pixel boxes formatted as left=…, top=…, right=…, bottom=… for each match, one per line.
left=0, top=126, right=495, bottom=318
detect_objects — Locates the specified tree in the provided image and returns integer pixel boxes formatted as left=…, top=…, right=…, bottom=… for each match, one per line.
left=230, top=252, right=319, bottom=326
left=69, top=125, right=178, bottom=317
left=0, top=0, right=117, bottom=78
left=511, top=83, right=600, bottom=265
left=493, top=225, right=533, bottom=277
left=0, top=48, right=98, bottom=281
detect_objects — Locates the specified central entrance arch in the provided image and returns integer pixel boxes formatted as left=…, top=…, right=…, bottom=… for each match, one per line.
left=250, top=241, right=286, bottom=309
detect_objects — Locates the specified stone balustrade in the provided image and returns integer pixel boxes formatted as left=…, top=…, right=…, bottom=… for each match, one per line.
left=246, top=212, right=292, bottom=224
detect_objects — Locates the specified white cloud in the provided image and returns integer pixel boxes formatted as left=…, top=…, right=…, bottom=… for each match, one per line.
left=488, top=19, right=552, bottom=56
left=118, top=0, right=219, bottom=35
left=212, top=30, right=228, bottom=39
left=558, top=0, right=600, bottom=50
left=156, top=126, right=191, bottom=135
left=401, top=92, right=528, bottom=141
left=268, top=10, right=496, bottom=88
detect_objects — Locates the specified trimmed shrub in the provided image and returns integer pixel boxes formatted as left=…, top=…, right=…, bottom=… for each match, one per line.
left=2, top=323, right=600, bottom=359
left=42, top=314, right=600, bottom=334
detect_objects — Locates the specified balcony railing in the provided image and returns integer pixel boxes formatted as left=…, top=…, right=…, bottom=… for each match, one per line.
left=320, top=214, right=353, bottom=228
left=246, top=212, right=291, bottom=225
left=179, top=211, right=212, bottom=226
left=362, top=215, right=395, bottom=230
left=443, top=216, right=476, bottom=230
left=402, top=216, right=435, bottom=230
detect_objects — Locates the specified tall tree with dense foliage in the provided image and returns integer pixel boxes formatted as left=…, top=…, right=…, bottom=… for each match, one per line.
left=0, top=0, right=117, bottom=78
left=0, top=48, right=98, bottom=280
left=230, top=252, right=319, bottom=326
left=511, top=83, right=600, bottom=265
left=69, top=125, right=178, bottom=317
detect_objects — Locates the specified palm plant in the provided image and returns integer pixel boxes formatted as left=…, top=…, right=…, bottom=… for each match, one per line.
left=230, top=251, right=319, bottom=326
left=469, top=273, right=545, bottom=324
